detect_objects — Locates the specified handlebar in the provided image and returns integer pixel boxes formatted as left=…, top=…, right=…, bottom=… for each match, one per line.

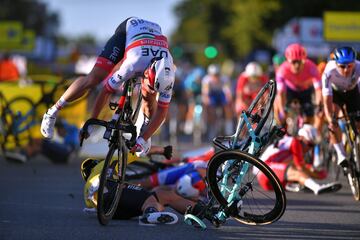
left=79, top=118, right=137, bottom=148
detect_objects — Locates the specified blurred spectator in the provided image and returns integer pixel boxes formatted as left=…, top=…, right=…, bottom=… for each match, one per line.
left=268, top=53, right=286, bottom=79
left=11, top=54, right=28, bottom=80
left=183, top=66, right=205, bottom=134
left=202, top=64, right=233, bottom=138
left=235, top=62, right=268, bottom=115
left=5, top=118, right=79, bottom=164
left=0, top=53, right=20, bottom=82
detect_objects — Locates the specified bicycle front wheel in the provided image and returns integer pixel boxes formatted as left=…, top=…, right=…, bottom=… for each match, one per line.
left=97, top=141, right=127, bottom=225
left=348, top=134, right=360, bottom=201
left=207, top=150, right=286, bottom=225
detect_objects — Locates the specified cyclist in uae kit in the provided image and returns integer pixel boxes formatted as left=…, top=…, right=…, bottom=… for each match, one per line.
left=275, top=43, right=322, bottom=127
left=322, top=46, right=360, bottom=172
left=41, top=17, right=176, bottom=157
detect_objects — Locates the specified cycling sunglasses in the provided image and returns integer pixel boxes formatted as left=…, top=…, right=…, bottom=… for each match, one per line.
left=289, top=60, right=304, bottom=65
left=337, top=63, right=354, bottom=69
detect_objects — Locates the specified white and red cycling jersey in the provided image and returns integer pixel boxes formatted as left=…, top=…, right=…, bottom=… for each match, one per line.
left=322, top=60, right=360, bottom=96
left=258, top=135, right=305, bottom=189
left=276, top=59, right=321, bottom=93
left=258, top=135, right=327, bottom=190
left=261, top=135, right=305, bottom=169
left=95, top=17, right=174, bottom=108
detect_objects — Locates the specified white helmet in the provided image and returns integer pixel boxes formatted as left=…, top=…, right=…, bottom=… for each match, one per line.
left=298, top=124, right=321, bottom=144
left=176, top=174, right=200, bottom=198
left=147, top=57, right=175, bottom=92
left=245, top=62, right=262, bottom=77
left=207, top=64, right=221, bottom=75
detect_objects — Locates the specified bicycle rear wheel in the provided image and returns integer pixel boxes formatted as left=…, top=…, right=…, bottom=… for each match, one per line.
left=97, top=140, right=127, bottom=225
left=207, top=150, right=286, bottom=225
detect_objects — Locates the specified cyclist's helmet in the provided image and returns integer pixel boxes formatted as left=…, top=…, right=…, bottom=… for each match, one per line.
left=298, top=124, right=321, bottom=145
left=245, top=62, right=263, bottom=77
left=80, top=158, right=99, bottom=181
left=146, top=57, right=175, bottom=92
left=207, top=64, right=221, bottom=75
left=285, top=43, right=307, bottom=61
left=176, top=172, right=205, bottom=198
left=333, top=46, right=356, bottom=64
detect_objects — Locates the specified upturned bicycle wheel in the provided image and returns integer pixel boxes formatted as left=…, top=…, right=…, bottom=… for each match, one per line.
left=97, top=140, right=127, bottom=225
left=235, top=80, right=276, bottom=153
left=207, top=150, right=286, bottom=225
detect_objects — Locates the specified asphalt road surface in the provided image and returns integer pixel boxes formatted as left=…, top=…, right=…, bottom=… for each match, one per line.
left=1, top=154, right=360, bottom=240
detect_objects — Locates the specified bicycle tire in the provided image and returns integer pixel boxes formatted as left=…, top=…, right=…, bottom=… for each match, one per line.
left=1, top=97, right=35, bottom=152
left=346, top=159, right=360, bottom=201
left=348, top=133, right=360, bottom=201
left=97, top=141, right=127, bottom=225
left=236, top=80, right=277, bottom=154
left=207, top=150, right=286, bottom=225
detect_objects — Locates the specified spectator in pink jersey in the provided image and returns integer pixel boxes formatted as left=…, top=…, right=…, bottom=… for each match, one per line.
left=258, top=124, right=341, bottom=195
left=275, top=43, right=322, bottom=127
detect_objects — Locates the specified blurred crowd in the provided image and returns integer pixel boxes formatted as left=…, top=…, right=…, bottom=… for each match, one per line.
left=0, top=48, right=332, bottom=145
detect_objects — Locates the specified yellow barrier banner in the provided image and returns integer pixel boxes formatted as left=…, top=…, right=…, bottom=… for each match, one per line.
left=0, top=80, right=88, bottom=139
left=324, top=11, right=360, bottom=41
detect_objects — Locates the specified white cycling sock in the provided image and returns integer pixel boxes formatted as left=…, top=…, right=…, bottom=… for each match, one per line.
left=333, top=143, right=346, bottom=165
left=304, top=178, right=320, bottom=194
left=48, top=96, right=68, bottom=116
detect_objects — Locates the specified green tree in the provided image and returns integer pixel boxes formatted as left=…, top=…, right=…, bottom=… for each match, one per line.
left=0, top=0, right=59, bottom=37
left=171, top=0, right=360, bottom=64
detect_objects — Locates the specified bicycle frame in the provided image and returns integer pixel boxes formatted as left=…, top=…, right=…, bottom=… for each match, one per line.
left=213, top=111, right=271, bottom=223
left=185, top=80, right=281, bottom=228
left=80, top=78, right=141, bottom=147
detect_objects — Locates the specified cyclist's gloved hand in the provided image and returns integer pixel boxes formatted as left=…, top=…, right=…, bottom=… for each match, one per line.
left=131, top=137, right=151, bottom=157
left=79, top=125, right=95, bottom=141
left=163, top=145, right=173, bottom=160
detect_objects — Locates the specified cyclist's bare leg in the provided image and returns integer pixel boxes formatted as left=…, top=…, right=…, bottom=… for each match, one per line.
left=141, top=195, right=165, bottom=212
left=154, top=186, right=196, bottom=214
left=329, top=106, right=347, bottom=164
left=62, top=66, right=109, bottom=102
left=286, top=166, right=340, bottom=194
left=286, top=166, right=310, bottom=185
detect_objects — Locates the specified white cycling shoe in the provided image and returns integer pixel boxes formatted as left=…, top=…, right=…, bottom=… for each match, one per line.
left=315, top=182, right=342, bottom=195
left=40, top=111, right=56, bottom=139
left=139, top=212, right=178, bottom=226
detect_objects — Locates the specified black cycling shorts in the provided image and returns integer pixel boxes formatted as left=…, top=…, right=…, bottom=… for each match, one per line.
left=112, top=184, right=153, bottom=220
left=332, top=86, right=360, bottom=120
left=97, top=18, right=129, bottom=65
left=286, top=86, right=314, bottom=117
